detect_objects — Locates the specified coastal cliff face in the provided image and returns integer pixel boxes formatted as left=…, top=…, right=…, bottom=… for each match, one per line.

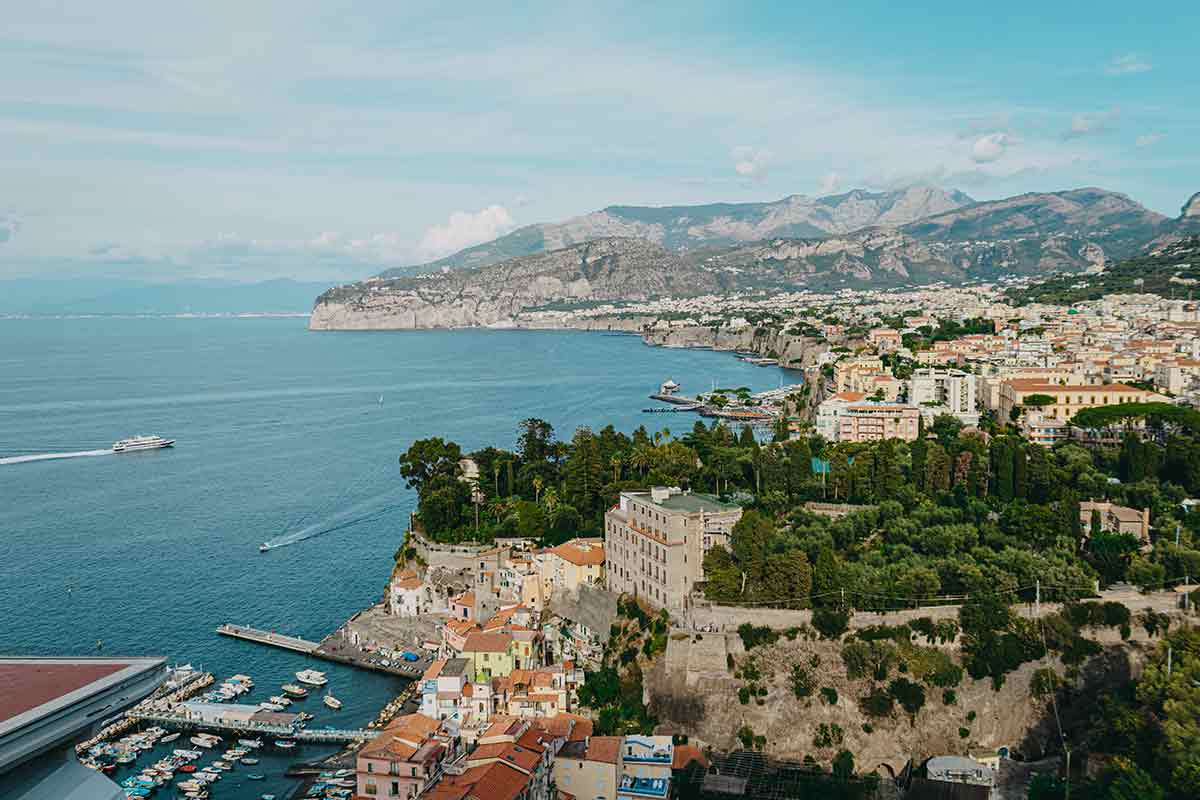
left=310, top=238, right=709, bottom=330
left=640, top=325, right=826, bottom=369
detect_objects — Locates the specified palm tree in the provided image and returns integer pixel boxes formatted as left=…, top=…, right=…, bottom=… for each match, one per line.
left=629, top=444, right=653, bottom=477
left=533, top=476, right=544, bottom=504
left=610, top=455, right=622, bottom=483
left=493, top=462, right=501, bottom=497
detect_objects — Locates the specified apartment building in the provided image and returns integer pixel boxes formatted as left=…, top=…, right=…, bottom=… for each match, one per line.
left=553, top=736, right=622, bottom=800
left=868, top=327, right=903, bottom=352
left=1155, top=360, right=1200, bottom=395
left=998, top=380, right=1159, bottom=423
left=604, top=487, right=742, bottom=612
left=355, top=712, right=454, bottom=800
left=909, top=368, right=978, bottom=421
left=836, top=403, right=921, bottom=443
left=815, top=391, right=866, bottom=440
left=538, top=538, right=605, bottom=597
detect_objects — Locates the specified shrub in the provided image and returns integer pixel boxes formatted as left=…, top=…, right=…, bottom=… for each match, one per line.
left=1031, top=668, right=1062, bottom=698
left=790, top=665, right=816, bottom=699
left=889, top=677, right=926, bottom=718
left=813, top=607, right=851, bottom=640
left=859, top=688, right=894, bottom=718
left=861, top=723, right=874, bottom=734
left=738, top=623, right=780, bottom=650
left=741, top=658, right=763, bottom=682
left=1102, top=601, right=1131, bottom=628
left=738, top=686, right=750, bottom=705
left=857, top=624, right=911, bottom=643
left=813, top=723, right=845, bottom=749
left=842, top=640, right=897, bottom=681
left=737, top=725, right=755, bottom=749
left=820, top=686, right=839, bottom=705
left=942, top=689, right=957, bottom=706
left=726, top=653, right=735, bottom=671
left=832, top=749, right=855, bottom=781
left=966, top=710, right=976, bottom=722
left=959, top=727, right=970, bottom=739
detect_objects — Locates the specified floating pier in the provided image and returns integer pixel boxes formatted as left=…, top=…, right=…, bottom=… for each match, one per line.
left=216, top=624, right=319, bottom=654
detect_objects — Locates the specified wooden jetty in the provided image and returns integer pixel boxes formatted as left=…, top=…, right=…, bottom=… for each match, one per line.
left=216, top=624, right=319, bottom=654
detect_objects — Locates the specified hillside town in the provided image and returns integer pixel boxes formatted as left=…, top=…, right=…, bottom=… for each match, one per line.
left=337, top=260, right=1200, bottom=800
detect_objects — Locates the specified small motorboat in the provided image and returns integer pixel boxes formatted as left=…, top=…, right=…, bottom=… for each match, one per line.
left=259, top=543, right=269, bottom=553
left=295, top=669, right=327, bottom=687
left=280, top=683, right=307, bottom=698
left=273, top=740, right=295, bottom=749
left=269, top=695, right=292, bottom=706
left=179, top=765, right=197, bottom=773
left=238, top=739, right=262, bottom=749
left=323, top=694, right=342, bottom=710
left=248, top=773, right=265, bottom=780
left=160, top=732, right=180, bottom=743
left=262, top=795, right=277, bottom=800
left=241, top=757, right=260, bottom=765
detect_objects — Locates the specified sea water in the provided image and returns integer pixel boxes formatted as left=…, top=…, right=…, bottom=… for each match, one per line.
left=0, top=316, right=797, bottom=797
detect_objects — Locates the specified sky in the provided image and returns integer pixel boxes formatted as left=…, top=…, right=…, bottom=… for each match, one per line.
left=1, top=1, right=1197, bottom=282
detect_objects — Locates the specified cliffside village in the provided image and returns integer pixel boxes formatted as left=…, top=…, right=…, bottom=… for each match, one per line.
left=338, top=281, right=1200, bottom=800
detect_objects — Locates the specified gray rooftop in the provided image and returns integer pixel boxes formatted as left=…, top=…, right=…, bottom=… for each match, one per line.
left=653, top=492, right=739, bottom=514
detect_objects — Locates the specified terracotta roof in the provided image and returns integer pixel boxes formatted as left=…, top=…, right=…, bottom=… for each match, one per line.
left=464, top=632, right=512, bottom=653
left=422, top=761, right=532, bottom=800
left=672, top=743, right=709, bottom=770
left=548, top=540, right=605, bottom=567
left=446, top=619, right=479, bottom=636
left=422, top=659, right=448, bottom=681
left=831, top=391, right=867, bottom=401
left=556, top=713, right=593, bottom=741
left=1006, top=379, right=1149, bottom=393
left=0, top=660, right=132, bottom=724
left=454, top=591, right=476, bottom=607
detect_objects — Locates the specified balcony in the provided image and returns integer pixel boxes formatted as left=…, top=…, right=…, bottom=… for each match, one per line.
left=619, top=775, right=670, bottom=799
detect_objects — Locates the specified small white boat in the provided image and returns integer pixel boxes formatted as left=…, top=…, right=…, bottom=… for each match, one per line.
left=274, top=740, right=295, bottom=749
left=237, top=739, right=262, bottom=749
left=268, top=695, right=291, bottom=706
left=190, top=735, right=219, bottom=749
left=160, top=733, right=180, bottom=743
left=295, top=669, right=327, bottom=687
left=280, top=683, right=307, bottom=697
left=259, top=702, right=285, bottom=711
left=259, top=543, right=269, bottom=553
left=323, top=694, right=342, bottom=710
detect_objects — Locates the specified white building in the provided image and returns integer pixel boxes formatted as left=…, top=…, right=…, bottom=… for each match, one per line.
left=909, top=368, right=978, bottom=424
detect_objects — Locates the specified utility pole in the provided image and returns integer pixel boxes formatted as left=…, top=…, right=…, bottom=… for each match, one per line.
left=1168, top=646, right=1173, bottom=676
left=1035, top=579, right=1041, bottom=618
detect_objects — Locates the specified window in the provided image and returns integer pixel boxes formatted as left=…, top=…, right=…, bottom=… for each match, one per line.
left=368, top=763, right=375, bottom=773
left=391, top=781, right=400, bottom=796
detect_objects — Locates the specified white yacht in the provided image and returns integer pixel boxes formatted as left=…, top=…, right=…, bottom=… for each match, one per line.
left=295, top=669, right=327, bottom=687
left=112, top=434, right=175, bottom=453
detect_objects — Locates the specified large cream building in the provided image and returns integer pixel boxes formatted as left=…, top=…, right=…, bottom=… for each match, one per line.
left=604, top=487, right=742, bottom=612
left=998, top=380, right=1159, bottom=423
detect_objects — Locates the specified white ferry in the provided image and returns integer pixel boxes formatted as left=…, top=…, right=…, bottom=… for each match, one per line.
left=112, top=434, right=175, bottom=453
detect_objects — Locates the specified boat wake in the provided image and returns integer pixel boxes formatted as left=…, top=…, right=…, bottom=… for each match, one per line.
left=261, top=492, right=404, bottom=551
left=0, top=449, right=112, bottom=466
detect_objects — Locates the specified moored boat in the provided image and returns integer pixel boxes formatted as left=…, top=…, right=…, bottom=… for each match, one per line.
left=295, top=669, right=327, bottom=686
left=323, top=693, right=342, bottom=710
left=280, top=683, right=307, bottom=698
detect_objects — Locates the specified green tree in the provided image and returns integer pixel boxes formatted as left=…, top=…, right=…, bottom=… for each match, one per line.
left=398, top=437, right=463, bottom=493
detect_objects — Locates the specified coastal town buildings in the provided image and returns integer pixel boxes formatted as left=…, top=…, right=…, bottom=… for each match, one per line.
left=604, top=487, right=742, bottom=612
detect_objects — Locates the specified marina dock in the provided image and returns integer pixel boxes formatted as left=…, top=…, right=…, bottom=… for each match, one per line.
left=216, top=623, right=319, bottom=653
left=126, top=709, right=378, bottom=743
left=217, top=623, right=434, bottom=679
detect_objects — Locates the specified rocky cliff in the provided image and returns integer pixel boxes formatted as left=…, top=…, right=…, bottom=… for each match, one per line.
left=310, top=238, right=707, bottom=330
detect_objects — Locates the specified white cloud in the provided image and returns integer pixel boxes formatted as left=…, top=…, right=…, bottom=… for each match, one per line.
left=417, top=205, right=515, bottom=259
left=1064, top=108, right=1120, bottom=139
left=1106, top=54, right=1151, bottom=75
left=1135, top=133, right=1165, bottom=148
left=817, top=172, right=840, bottom=195
left=0, top=214, right=17, bottom=243
left=970, top=132, right=1013, bottom=163
left=731, top=146, right=772, bottom=182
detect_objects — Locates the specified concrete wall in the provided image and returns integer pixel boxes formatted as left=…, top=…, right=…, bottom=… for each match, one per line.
left=548, top=584, right=619, bottom=639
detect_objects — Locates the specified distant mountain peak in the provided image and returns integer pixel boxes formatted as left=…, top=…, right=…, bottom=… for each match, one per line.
left=1182, top=191, right=1200, bottom=219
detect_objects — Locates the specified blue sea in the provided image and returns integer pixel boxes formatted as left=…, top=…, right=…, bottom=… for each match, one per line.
left=0, top=316, right=795, bottom=798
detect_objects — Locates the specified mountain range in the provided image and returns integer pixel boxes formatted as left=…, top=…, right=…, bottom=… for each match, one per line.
left=311, top=186, right=1200, bottom=330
